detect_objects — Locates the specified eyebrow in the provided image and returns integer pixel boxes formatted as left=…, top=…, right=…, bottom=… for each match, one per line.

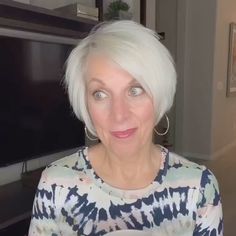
left=87, top=78, right=105, bottom=85
left=87, top=77, right=139, bottom=85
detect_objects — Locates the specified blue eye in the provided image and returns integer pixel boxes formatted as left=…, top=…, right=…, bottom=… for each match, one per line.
left=129, top=86, right=144, bottom=96
left=93, top=90, right=108, bottom=100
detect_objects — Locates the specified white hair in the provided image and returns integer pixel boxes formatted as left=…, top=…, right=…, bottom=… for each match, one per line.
left=65, top=20, right=176, bottom=136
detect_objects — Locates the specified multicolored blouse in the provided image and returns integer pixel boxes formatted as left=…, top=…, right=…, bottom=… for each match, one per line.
left=28, top=146, right=223, bottom=235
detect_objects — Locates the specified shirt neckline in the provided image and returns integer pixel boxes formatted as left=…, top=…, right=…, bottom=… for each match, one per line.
left=80, top=145, right=169, bottom=199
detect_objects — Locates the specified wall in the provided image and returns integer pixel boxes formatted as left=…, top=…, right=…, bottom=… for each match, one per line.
left=156, top=1, right=219, bottom=158
left=212, top=0, right=236, bottom=158
left=175, top=0, right=236, bottom=160
left=156, top=0, right=177, bottom=60
left=179, top=0, right=217, bottom=159
left=145, top=0, right=156, bottom=30
left=156, top=0, right=177, bottom=148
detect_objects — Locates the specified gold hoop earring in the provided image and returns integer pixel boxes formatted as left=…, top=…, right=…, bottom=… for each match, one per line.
left=154, top=114, right=170, bottom=136
left=85, top=127, right=98, bottom=141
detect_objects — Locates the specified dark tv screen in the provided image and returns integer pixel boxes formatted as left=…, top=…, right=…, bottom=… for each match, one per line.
left=0, top=35, right=85, bottom=167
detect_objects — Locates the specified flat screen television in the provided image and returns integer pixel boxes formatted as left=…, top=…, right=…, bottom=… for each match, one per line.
left=0, top=27, right=85, bottom=167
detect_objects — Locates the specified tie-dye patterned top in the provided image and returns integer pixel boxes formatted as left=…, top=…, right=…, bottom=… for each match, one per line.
left=28, top=146, right=223, bottom=236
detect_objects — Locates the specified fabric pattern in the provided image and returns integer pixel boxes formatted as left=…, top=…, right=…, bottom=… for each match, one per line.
left=28, top=146, right=223, bottom=236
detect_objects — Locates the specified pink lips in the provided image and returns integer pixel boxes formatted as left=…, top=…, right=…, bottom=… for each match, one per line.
left=111, top=128, right=137, bottom=139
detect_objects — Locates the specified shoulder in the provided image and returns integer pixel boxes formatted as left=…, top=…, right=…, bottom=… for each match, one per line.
left=166, top=151, right=220, bottom=201
left=167, top=151, right=206, bottom=176
left=49, top=146, right=87, bottom=169
left=168, top=152, right=207, bottom=171
left=40, top=146, right=89, bottom=185
left=35, top=146, right=94, bottom=208
left=168, top=151, right=218, bottom=181
left=166, top=150, right=218, bottom=188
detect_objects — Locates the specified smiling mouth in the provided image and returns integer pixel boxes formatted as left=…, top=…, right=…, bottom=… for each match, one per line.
left=111, top=128, right=137, bottom=139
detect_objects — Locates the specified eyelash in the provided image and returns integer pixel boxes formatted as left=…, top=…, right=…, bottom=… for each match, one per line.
left=91, top=86, right=144, bottom=100
left=92, top=90, right=108, bottom=100
left=128, top=86, right=144, bottom=96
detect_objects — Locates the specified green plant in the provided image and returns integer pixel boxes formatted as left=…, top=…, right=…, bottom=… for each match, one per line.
left=104, top=0, right=130, bottom=20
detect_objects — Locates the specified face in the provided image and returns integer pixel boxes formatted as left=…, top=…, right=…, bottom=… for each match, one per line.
left=86, top=55, right=156, bottom=156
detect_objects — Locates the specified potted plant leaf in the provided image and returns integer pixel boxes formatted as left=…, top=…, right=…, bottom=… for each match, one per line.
left=104, top=0, right=132, bottom=20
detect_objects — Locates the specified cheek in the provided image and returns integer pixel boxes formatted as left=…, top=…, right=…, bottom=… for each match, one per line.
left=136, top=104, right=156, bottom=140
left=135, top=101, right=156, bottom=126
left=87, top=101, right=109, bottom=129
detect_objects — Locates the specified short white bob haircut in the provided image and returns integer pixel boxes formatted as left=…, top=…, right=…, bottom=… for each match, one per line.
left=65, top=20, right=176, bottom=136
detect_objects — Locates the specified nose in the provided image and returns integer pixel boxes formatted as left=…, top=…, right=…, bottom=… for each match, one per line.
left=110, top=96, right=130, bottom=123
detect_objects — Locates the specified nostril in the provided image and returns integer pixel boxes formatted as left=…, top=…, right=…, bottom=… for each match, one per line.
left=111, top=99, right=129, bottom=122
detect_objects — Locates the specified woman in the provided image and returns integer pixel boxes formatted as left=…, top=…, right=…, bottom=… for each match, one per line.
left=29, top=21, right=223, bottom=236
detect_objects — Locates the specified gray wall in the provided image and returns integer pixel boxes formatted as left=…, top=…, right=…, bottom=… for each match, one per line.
left=174, top=0, right=236, bottom=160
left=156, top=0, right=177, bottom=60
left=212, top=0, right=236, bottom=158
left=176, top=0, right=217, bottom=159
left=156, top=0, right=177, bottom=149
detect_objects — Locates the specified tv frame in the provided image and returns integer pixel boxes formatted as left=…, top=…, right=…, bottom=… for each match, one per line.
left=0, top=26, right=79, bottom=46
left=0, top=26, right=84, bottom=168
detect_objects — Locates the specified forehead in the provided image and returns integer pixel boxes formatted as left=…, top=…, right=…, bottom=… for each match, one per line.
left=86, top=54, right=116, bottom=73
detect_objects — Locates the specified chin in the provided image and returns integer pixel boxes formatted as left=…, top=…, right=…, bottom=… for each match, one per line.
left=99, top=129, right=153, bottom=155
left=108, top=138, right=148, bottom=156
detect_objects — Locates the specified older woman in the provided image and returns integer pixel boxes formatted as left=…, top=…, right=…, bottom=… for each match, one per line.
left=29, top=21, right=223, bottom=236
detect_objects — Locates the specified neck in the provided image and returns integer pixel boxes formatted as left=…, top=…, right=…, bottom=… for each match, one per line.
left=105, top=142, right=154, bottom=169
left=98, top=142, right=161, bottom=189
